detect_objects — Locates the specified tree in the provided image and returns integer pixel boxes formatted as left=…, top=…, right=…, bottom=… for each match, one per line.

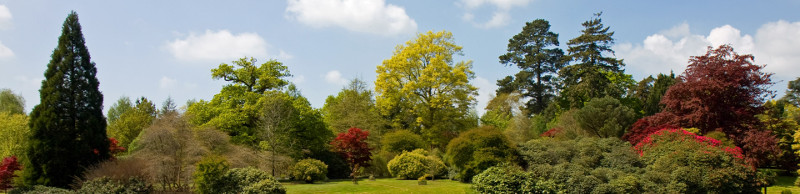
left=758, top=100, right=799, bottom=171
left=498, top=19, right=565, bottom=115
left=0, top=112, right=29, bottom=159
left=107, top=97, right=156, bottom=150
left=574, top=96, right=637, bottom=138
left=633, top=73, right=676, bottom=116
left=186, top=57, right=291, bottom=146
left=322, top=78, right=385, bottom=141
left=24, top=11, right=110, bottom=188
left=375, top=30, right=478, bottom=147
left=381, top=130, right=426, bottom=153
left=0, top=156, right=21, bottom=190
left=0, top=89, right=25, bottom=115
left=783, top=77, right=800, bottom=106
left=258, top=91, right=296, bottom=177
left=480, top=92, right=522, bottom=130
left=331, top=127, right=372, bottom=184
left=560, top=12, right=625, bottom=108
left=626, top=45, right=776, bottom=167
left=160, top=96, right=177, bottom=117
left=444, top=126, right=517, bottom=182
left=107, top=96, right=133, bottom=124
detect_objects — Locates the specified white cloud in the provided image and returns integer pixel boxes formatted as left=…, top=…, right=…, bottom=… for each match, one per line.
left=285, top=0, right=417, bottom=36
left=0, top=40, right=13, bottom=58
left=324, top=70, right=348, bottom=85
left=615, top=21, right=800, bottom=93
left=291, top=75, right=306, bottom=84
left=159, top=76, right=177, bottom=90
left=166, top=30, right=268, bottom=61
left=459, top=0, right=533, bottom=28
left=0, top=5, right=12, bottom=30
left=277, top=50, right=294, bottom=61
left=474, top=76, right=496, bottom=116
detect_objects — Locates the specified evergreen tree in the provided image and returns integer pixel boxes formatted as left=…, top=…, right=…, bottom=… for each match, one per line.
left=24, top=11, right=109, bottom=188
left=560, top=12, right=625, bottom=108
left=498, top=19, right=565, bottom=115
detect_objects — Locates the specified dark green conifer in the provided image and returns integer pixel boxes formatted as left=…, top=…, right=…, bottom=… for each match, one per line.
left=24, top=11, right=109, bottom=188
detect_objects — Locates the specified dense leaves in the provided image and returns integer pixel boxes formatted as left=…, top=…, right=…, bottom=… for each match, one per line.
left=0, top=112, right=29, bottom=160
left=381, top=130, right=426, bottom=153
left=0, top=89, right=25, bottom=115
left=24, top=11, right=110, bottom=188
left=375, top=30, right=478, bottom=147
left=444, top=127, right=517, bottom=182
left=331, top=127, right=372, bottom=183
left=574, top=96, right=637, bottom=138
left=290, top=159, right=328, bottom=183
left=107, top=97, right=156, bottom=150
left=0, top=156, right=21, bottom=190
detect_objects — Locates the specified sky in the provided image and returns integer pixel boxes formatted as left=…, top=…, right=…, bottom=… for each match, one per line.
left=1, top=0, right=799, bottom=116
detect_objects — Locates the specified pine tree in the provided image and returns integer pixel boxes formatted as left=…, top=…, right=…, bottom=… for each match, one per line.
left=560, top=12, right=625, bottom=108
left=24, top=11, right=109, bottom=188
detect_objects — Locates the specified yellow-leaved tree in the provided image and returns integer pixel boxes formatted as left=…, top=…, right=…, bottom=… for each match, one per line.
left=375, top=30, right=478, bottom=148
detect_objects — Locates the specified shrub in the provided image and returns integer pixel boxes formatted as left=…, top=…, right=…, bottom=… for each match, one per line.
left=290, top=159, right=328, bottom=183
left=574, top=96, right=637, bottom=138
left=225, top=167, right=284, bottom=193
left=241, top=179, right=286, bottom=194
left=417, top=176, right=427, bottom=185
left=80, top=157, right=149, bottom=184
left=782, top=189, right=793, bottom=194
left=1, top=156, right=22, bottom=190
left=387, top=150, right=428, bottom=179
left=382, top=130, right=426, bottom=153
left=193, top=156, right=230, bottom=194
left=10, top=185, right=73, bottom=194
left=76, top=177, right=152, bottom=194
left=444, top=127, right=518, bottom=182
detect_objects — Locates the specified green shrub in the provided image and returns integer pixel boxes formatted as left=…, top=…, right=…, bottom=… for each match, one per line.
left=472, top=164, right=555, bottom=194
left=381, top=130, right=426, bottom=153
left=193, top=156, right=230, bottom=194
left=417, top=176, right=427, bottom=185
left=387, top=150, right=428, bottom=179
left=290, top=159, right=328, bottom=183
left=444, top=127, right=518, bottom=182
left=76, top=177, right=152, bottom=194
left=225, top=167, right=284, bottom=193
left=9, top=185, right=73, bottom=194
left=574, top=96, right=637, bottom=138
left=781, top=189, right=793, bottom=194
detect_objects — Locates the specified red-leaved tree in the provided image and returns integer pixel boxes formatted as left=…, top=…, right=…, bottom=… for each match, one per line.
left=0, top=156, right=21, bottom=190
left=109, top=137, right=126, bottom=157
left=624, top=45, right=777, bottom=167
left=331, top=127, right=372, bottom=184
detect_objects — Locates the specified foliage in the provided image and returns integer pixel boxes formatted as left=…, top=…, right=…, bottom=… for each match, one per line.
left=547, top=110, right=588, bottom=140
left=107, top=138, right=126, bottom=157
left=284, top=178, right=470, bottom=193
left=634, top=73, right=676, bottom=116
left=497, top=19, right=565, bottom=115
left=107, top=97, right=156, bottom=150
left=759, top=100, right=800, bottom=171
left=80, top=157, right=149, bottom=186
left=331, top=127, right=372, bottom=183
left=193, top=156, right=230, bottom=194
left=480, top=92, right=535, bottom=143
left=444, top=127, right=517, bottom=182
left=519, top=137, right=645, bottom=193
left=387, top=150, right=429, bottom=179
left=375, top=30, right=478, bottom=147
left=472, top=164, right=555, bottom=194
left=1, top=156, right=21, bottom=190
left=186, top=57, right=291, bottom=146
left=574, top=96, right=637, bottom=138
left=224, top=167, right=285, bottom=194
left=640, top=45, right=776, bottom=166
left=130, top=114, right=203, bottom=192
left=24, top=11, right=110, bottom=188
left=107, top=96, right=133, bottom=126
left=76, top=177, right=152, bottom=194
left=291, top=159, right=328, bottom=183
left=0, top=89, right=24, bottom=115
left=307, top=150, right=351, bottom=179
left=0, top=112, right=29, bottom=159
left=635, top=128, right=759, bottom=193
left=559, top=12, right=625, bottom=108
left=381, top=130, right=426, bottom=153
left=11, top=185, right=73, bottom=194
left=322, top=78, right=385, bottom=136
left=784, top=77, right=800, bottom=107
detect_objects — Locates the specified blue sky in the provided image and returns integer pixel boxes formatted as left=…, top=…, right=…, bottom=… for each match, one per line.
left=1, top=0, right=799, bottom=115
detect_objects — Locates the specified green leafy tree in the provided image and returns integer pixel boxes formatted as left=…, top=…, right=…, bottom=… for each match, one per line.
left=0, top=89, right=25, bottom=115
left=497, top=19, right=565, bottom=115
left=574, top=96, right=637, bottom=138
left=381, top=130, right=426, bottom=153
left=560, top=12, right=625, bottom=108
left=187, top=57, right=291, bottom=145
left=633, top=73, right=676, bottom=116
left=784, top=77, right=800, bottom=107
left=160, top=96, right=177, bottom=117
left=758, top=100, right=799, bottom=171
left=480, top=92, right=522, bottom=130
left=107, top=97, right=156, bottom=150
left=0, top=112, right=28, bottom=159
left=375, top=30, right=478, bottom=147
left=107, top=96, right=133, bottom=124
left=322, top=78, right=386, bottom=144
left=24, top=11, right=110, bottom=188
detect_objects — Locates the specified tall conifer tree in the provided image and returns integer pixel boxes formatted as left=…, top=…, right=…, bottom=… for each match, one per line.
left=24, top=11, right=109, bottom=188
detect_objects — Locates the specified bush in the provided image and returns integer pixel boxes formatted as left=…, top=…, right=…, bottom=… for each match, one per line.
left=472, top=164, right=555, bottom=194
left=225, top=167, right=285, bottom=194
left=444, top=127, right=518, bottom=182
left=193, top=156, right=230, bottom=194
left=76, top=177, right=152, bottom=194
left=574, top=96, right=637, bottom=138
left=290, top=159, right=328, bottom=183
left=241, top=179, right=286, bottom=194
left=80, top=157, right=149, bottom=185
left=387, top=150, right=428, bottom=179
left=381, top=130, right=426, bottom=153
left=10, top=185, right=73, bottom=194
left=782, top=189, right=793, bottom=194
left=1, top=156, right=22, bottom=190
left=417, top=176, right=427, bottom=185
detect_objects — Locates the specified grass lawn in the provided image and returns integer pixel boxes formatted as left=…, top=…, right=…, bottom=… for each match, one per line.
left=767, top=176, right=800, bottom=194
left=284, top=178, right=474, bottom=194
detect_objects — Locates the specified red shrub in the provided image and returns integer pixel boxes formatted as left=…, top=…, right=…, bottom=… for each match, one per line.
left=0, top=156, right=21, bottom=190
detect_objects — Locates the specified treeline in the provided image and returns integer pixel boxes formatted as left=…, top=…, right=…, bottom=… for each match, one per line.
left=0, top=11, right=798, bottom=194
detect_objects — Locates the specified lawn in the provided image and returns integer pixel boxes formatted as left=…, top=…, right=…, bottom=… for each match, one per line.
left=767, top=176, right=800, bottom=194
left=284, top=178, right=474, bottom=194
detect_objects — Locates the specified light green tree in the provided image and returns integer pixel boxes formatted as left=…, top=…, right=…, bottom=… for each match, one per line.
left=107, top=97, right=157, bottom=150
left=0, top=89, right=25, bottom=115
left=0, top=112, right=29, bottom=159
left=375, top=30, right=478, bottom=147
left=323, top=78, right=386, bottom=147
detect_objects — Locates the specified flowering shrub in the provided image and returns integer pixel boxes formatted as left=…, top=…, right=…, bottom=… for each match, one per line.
left=633, top=128, right=743, bottom=159
left=0, top=156, right=21, bottom=190
left=109, top=137, right=126, bottom=156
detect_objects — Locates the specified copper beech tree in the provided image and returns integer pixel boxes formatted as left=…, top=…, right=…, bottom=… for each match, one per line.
left=331, top=127, right=372, bottom=184
left=624, top=45, right=778, bottom=167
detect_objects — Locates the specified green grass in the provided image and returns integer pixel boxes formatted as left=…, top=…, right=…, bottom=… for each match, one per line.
left=766, top=176, right=800, bottom=194
left=284, top=178, right=474, bottom=194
